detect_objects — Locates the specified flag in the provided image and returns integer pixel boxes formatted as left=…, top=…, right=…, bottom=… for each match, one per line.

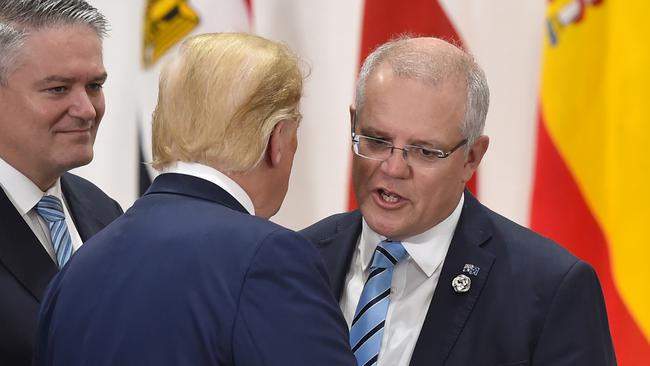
left=137, top=0, right=252, bottom=194
left=531, top=0, right=650, bottom=363
left=348, top=0, right=474, bottom=210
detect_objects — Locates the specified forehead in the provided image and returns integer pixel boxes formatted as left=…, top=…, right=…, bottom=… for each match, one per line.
left=10, top=24, right=104, bottom=81
left=359, top=66, right=466, bottom=141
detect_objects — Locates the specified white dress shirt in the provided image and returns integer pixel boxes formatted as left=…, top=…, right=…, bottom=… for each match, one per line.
left=159, top=161, right=255, bottom=215
left=0, top=158, right=83, bottom=261
left=340, top=193, right=465, bottom=366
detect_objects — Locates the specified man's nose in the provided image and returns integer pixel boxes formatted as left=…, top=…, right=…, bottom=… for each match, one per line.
left=380, top=146, right=410, bottom=178
left=68, top=90, right=97, bottom=121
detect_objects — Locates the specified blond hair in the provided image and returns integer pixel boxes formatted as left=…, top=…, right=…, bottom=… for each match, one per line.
left=152, top=32, right=304, bottom=172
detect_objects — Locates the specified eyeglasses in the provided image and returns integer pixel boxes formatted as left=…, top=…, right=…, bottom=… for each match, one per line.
left=351, top=134, right=468, bottom=168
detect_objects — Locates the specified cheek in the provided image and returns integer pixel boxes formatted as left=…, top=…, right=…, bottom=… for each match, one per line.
left=94, top=95, right=106, bottom=121
left=351, top=158, right=373, bottom=192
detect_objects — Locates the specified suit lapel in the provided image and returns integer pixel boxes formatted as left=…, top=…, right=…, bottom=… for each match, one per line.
left=61, top=173, right=112, bottom=241
left=0, top=188, right=58, bottom=302
left=145, top=173, right=249, bottom=214
left=315, top=211, right=361, bottom=300
left=410, top=193, right=496, bottom=365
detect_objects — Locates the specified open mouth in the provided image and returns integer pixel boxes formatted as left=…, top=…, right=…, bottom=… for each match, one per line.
left=379, top=189, right=402, bottom=203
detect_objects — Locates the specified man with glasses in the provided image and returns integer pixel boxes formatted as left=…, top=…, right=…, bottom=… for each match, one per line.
left=301, top=37, right=615, bottom=365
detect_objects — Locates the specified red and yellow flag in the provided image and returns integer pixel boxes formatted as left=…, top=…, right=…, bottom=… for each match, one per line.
left=532, top=1, right=650, bottom=363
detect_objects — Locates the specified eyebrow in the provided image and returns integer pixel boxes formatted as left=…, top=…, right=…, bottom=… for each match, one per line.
left=360, top=125, right=445, bottom=147
left=38, top=72, right=108, bottom=85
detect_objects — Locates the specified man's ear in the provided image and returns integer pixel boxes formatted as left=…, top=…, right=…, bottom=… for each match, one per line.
left=462, top=135, right=489, bottom=182
left=349, top=105, right=356, bottom=134
left=268, top=120, right=288, bottom=167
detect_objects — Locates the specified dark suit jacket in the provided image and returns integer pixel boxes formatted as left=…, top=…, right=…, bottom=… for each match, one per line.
left=0, top=172, right=123, bottom=366
left=34, top=173, right=355, bottom=366
left=300, top=192, right=616, bottom=366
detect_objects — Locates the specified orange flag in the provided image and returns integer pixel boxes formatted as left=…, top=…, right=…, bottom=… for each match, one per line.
left=532, top=1, right=650, bottom=364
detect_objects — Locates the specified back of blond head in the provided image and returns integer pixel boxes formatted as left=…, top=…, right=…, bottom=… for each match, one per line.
left=152, top=32, right=304, bottom=172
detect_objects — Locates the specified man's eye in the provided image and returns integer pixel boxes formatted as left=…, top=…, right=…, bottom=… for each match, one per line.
left=417, top=147, right=440, bottom=158
left=47, top=86, right=67, bottom=94
left=87, top=83, right=104, bottom=92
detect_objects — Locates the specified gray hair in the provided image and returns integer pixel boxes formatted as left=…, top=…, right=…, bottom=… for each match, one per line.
left=0, top=0, right=108, bottom=84
left=355, top=36, right=489, bottom=146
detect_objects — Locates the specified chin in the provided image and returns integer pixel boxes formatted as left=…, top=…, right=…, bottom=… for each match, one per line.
left=60, top=152, right=94, bottom=172
left=365, top=214, right=405, bottom=240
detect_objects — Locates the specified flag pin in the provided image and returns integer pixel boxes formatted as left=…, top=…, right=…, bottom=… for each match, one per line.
left=463, top=263, right=480, bottom=277
left=452, top=274, right=471, bottom=293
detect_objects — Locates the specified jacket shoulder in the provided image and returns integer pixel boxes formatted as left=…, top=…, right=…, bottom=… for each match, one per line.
left=63, top=172, right=119, bottom=202
left=300, top=210, right=361, bottom=243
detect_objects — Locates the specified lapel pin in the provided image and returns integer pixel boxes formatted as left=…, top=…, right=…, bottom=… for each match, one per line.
left=452, top=274, right=471, bottom=293
left=463, top=263, right=480, bottom=277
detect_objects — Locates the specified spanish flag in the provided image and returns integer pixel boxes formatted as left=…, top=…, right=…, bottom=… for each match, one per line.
left=532, top=1, right=650, bottom=364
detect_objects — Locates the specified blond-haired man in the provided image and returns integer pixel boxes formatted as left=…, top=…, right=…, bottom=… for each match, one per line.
left=34, top=33, right=355, bottom=366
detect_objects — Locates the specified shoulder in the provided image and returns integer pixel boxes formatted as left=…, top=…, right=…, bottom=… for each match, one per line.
left=62, top=173, right=122, bottom=212
left=62, top=172, right=105, bottom=194
left=487, top=205, right=578, bottom=266
left=300, top=210, right=361, bottom=243
left=473, top=202, right=585, bottom=289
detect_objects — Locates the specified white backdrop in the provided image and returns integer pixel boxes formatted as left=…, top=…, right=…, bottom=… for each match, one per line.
left=76, top=0, right=545, bottom=230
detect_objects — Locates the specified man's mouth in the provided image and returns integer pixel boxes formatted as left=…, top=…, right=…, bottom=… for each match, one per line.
left=379, top=189, right=401, bottom=203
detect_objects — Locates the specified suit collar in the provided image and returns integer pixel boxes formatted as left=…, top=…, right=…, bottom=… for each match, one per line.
left=0, top=187, right=57, bottom=302
left=159, top=162, right=255, bottom=215
left=410, top=190, right=496, bottom=365
left=314, top=211, right=362, bottom=299
left=61, top=173, right=111, bottom=241
left=145, top=173, right=249, bottom=215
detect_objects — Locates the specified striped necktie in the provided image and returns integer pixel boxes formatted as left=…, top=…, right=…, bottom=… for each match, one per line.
left=35, top=195, right=73, bottom=268
left=350, top=240, right=408, bottom=366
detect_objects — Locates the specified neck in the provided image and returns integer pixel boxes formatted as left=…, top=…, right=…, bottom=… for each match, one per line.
left=227, top=168, right=276, bottom=219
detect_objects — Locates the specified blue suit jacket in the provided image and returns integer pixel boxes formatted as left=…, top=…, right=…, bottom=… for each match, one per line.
left=0, top=173, right=123, bottom=366
left=34, top=173, right=355, bottom=366
left=300, top=192, right=616, bottom=366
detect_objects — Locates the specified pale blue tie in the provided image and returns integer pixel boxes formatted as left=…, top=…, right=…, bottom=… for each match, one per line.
left=350, top=240, right=408, bottom=366
left=35, top=195, right=73, bottom=268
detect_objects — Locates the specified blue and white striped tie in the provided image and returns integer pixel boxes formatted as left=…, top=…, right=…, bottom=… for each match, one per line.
left=35, top=195, right=73, bottom=268
left=350, top=240, right=408, bottom=366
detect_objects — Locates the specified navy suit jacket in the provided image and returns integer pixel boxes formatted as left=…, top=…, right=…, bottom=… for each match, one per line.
left=34, top=173, right=355, bottom=366
left=300, top=192, right=616, bottom=366
left=0, top=172, right=123, bottom=366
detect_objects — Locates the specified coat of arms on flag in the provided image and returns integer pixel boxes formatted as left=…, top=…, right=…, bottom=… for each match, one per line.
left=143, top=0, right=200, bottom=68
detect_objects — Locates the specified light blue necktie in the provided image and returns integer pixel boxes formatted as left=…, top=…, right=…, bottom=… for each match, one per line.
left=35, top=195, right=73, bottom=268
left=350, top=240, right=408, bottom=366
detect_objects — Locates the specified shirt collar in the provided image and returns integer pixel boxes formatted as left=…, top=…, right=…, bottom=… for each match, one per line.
left=159, top=161, right=255, bottom=215
left=359, top=193, right=465, bottom=277
left=0, top=157, right=63, bottom=215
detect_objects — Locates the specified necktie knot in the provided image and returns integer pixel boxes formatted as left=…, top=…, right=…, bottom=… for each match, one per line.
left=370, top=240, right=407, bottom=270
left=34, top=195, right=72, bottom=267
left=35, top=195, right=66, bottom=223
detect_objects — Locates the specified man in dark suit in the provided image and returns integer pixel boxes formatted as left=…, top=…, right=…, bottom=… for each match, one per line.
left=34, top=32, right=355, bottom=365
left=301, top=37, right=616, bottom=365
left=0, top=1, right=122, bottom=365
